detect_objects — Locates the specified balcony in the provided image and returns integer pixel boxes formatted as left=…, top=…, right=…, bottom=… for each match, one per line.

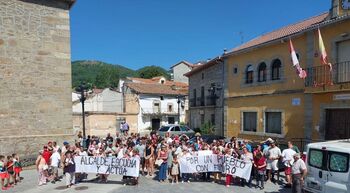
left=305, top=61, right=350, bottom=87
left=189, top=98, right=196, bottom=107
left=142, top=107, right=178, bottom=115
left=206, top=95, right=217, bottom=106
left=197, top=97, right=205, bottom=106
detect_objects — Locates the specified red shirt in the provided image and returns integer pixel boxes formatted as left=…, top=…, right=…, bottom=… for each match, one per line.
left=254, top=157, right=266, bottom=171
left=42, top=150, right=52, bottom=164
left=7, top=161, right=14, bottom=172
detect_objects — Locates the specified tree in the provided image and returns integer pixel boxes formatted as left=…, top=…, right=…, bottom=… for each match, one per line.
left=137, top=65, right=170, bottom=79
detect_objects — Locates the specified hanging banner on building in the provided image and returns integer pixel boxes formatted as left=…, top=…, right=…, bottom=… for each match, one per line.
left=179, top=153, right=224, bottom=173
left=74, top=156, right=140, bottom=177
left=223, top=156, right=252, bottom=181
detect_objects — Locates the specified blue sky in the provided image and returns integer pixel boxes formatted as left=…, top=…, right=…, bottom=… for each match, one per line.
left=70, top=1, right=330, bottom=70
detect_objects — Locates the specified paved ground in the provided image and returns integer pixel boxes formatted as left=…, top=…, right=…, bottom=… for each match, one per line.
left=5, top=169, right=292, bottom=193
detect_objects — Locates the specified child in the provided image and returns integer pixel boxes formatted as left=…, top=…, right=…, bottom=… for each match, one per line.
left=254, top=151, right=266, bottom=190
left=171, top=155, right=179, bottom=184
left=0, top=155, right=9, bottom=190
left=6, top=156, right=14, bottom=186
left=13, top=154, right=22, bottom=184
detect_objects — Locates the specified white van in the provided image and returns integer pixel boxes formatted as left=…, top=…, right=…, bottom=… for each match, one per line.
left=304, top=140, right=350, bottom=193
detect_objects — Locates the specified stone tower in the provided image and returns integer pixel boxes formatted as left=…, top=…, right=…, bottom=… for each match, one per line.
left=0, top=0, right=75, bottom=164
left=330, top=0, right=350, bottom=18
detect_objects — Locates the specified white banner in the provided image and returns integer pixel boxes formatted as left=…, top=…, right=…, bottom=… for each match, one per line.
left=179, top=153, right=224, bottom=173
left=223, top=156, right=252, bottom=181
left=74, top=156, right=140, bottom=177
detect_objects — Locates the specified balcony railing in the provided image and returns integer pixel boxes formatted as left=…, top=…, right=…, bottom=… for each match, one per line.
left=189, top=98, right=196, bottom=107
left=206, top=95, right=217, bottom=106
left=197, top=97, right=205, bottom=106
left=142, top=108, right=177, bottom=115
left=305, top=61, right=350, bottom=87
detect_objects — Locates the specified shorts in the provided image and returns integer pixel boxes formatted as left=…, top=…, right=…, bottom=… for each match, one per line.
left=266, top=160, right=279, bottom=171
left=285, top=167, right=291, bottom=175
left=14, top=167, right=22, bottom=174
left=51, top=166, right=58, bottom=175
left=0, top=172, right=9, bottom=179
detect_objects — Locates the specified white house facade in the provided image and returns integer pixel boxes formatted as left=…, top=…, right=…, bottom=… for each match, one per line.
left=72, top=88, right=123, bottom=113
left=120, top=77, right=188, bottom=133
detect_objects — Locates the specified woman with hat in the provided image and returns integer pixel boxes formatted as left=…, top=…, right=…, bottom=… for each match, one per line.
left=63, top=151, right=76, bottom=188
left=157, top=145, right=168, bottom=182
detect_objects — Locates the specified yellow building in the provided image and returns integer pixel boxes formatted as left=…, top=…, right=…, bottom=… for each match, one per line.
left=223, top=0, right=350, bottom=146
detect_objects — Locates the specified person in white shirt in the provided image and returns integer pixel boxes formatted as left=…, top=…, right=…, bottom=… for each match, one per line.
left=50, top=149, right=61, bottom=183
left=291, top=153, right=307, bottom=193
left=240, top=147, right=254, bottom=187
left=282, top=143, right=296, bottom=187
left=266, top=141, right=281, bottom=183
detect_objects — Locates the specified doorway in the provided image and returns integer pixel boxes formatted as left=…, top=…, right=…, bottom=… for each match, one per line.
left=325, top=109, right=350, bottom=140
left=151, top=118, right=161, bottom=131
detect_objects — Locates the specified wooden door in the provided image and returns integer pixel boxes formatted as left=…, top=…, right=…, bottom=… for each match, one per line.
left=325, top=109, right=350, bottom=140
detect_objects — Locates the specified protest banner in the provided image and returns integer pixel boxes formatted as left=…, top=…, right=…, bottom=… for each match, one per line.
left=74, top=156, right=140, bottom=177
left=223, top=156, right=252, bottom=181
left=179, top=153, right=224, bottom=173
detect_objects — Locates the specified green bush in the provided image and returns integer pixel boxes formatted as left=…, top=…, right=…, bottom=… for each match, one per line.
left=200, top=122, right=215, bottom=135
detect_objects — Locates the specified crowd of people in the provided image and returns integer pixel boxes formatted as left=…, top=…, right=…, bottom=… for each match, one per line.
left=0, top=154, right=22, bottom=190
left=0, top=130, right=308, bottom=193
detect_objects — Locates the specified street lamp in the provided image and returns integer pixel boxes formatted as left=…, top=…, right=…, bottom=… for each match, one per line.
left=177, top=95, right=181, bottom=123
left=75, top=83, right=88, bottom=139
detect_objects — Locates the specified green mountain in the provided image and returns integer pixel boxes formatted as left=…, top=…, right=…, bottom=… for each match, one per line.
left=72, top=60, right=170, bottom=89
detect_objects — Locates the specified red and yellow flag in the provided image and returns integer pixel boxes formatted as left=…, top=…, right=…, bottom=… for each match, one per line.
left=318, top=28, right=332, bottom=71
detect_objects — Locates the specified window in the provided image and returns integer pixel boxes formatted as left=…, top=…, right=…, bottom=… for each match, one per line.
left=193, top=89, right=197, bottom=106
left=171, top=126, right=181, bottom=132
left=265, top=112, right=282, bottom=134
left=211, top=114, right=215, bottom=125
left=201, top=73, right=204, bottom=79
left=180, top=126, right=190, bottom=131
left=233, top=67, right=238, bottom=74
left=167, top=103, right=173, bottom=112
left=258, top=62, right=267, bottom=82
left=200, top=114, right=205, bottom=125
left=308, top=149, right=323, bottom=169
left=246, top=65, right=254, bottom=84
left=243, top=112, right=257, bottom=132
left=159, top=126, right=170, bottom=132
left=153, top=101, right=160, bottom=113
left=168, top=117, right=175, bottom=124
left=329, top=152, right=349, bottom=173
left=271, top=59, right=282, bottom=80
left=200, top=86, right=205, bottom=106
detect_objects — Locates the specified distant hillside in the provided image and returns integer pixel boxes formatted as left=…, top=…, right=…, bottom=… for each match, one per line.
left=72, top=60, right=170, bottom=89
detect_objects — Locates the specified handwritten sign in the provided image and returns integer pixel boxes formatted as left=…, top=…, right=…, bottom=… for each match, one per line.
left=179, top=154, right=224, bottom=173
left=223, top=156, right=253, bottom=181
left=74, top=156, right=140, bottom=177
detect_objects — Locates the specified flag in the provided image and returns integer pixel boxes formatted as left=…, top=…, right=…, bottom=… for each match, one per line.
left=318, top=28, right=332, bottom=71
left=289, top=39, right=307, bottom=79
left=289, top=39, right=299, bottom=67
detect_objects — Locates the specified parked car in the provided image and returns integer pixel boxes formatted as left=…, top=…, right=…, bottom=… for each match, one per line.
left=158, top=124, right=195, bottom=137
left=304, top=139, right=350, bottom=193
left=189, top=134, right=225, bottom=144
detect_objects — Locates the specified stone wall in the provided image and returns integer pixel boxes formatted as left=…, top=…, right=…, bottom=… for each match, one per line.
left=0, top=0, right=74, bottom=157
left=73, top=113, right=139, bottom=137
left=188, top=62, right=225, bottom=136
